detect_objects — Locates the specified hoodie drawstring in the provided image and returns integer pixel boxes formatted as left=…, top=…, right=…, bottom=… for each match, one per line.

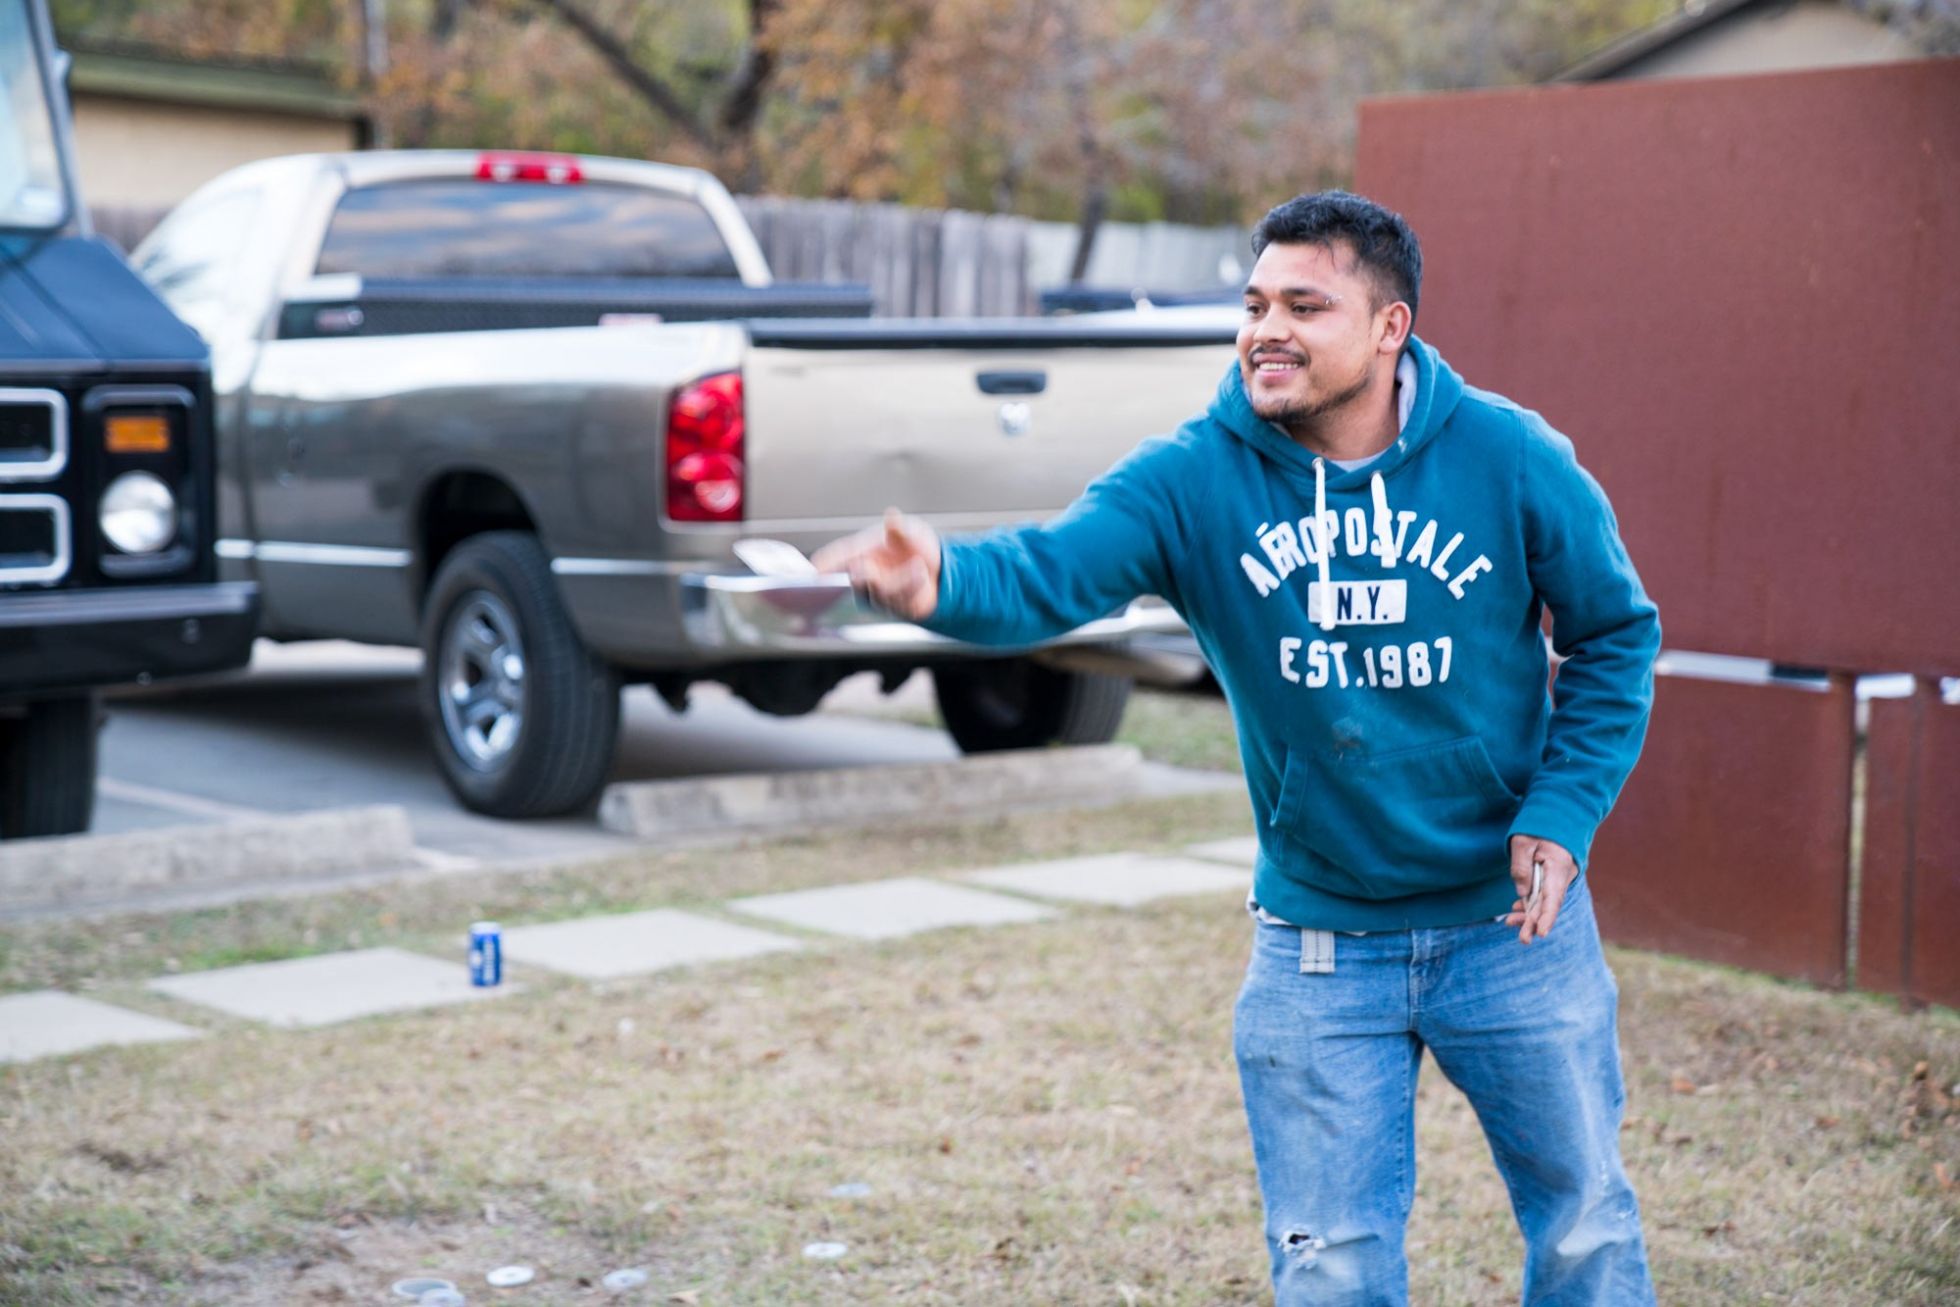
left=1314, top=464, right=1394, bottom=632
left=1313, top=457, right=1334, bottom=631
left=1370, top=470, right=1393, bottom=564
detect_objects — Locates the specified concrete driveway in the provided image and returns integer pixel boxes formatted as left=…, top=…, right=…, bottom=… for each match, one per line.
left=97, top=640, right=960, bottom=871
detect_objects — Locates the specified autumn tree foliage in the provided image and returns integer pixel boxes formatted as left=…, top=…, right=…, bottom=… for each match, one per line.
left=54, top=0, right=1688, bottom=225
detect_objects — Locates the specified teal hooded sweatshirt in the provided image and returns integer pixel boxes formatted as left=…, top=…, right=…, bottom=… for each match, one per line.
left=925, top=335, right=1660, bottom=932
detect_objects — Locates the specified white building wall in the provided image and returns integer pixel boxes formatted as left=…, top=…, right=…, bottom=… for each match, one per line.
left=70, top=94, right=357, bottom=209
left=1610, top=1, right=1920, bottom=81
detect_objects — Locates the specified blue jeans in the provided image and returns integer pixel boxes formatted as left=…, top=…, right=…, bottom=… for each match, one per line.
left=1232, top=875, right=1656, bottom=1305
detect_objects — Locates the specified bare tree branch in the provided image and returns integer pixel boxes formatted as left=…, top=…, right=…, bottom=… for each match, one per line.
left=1055, top=7, right=1109, bottom=284
left=527, top=0, right=717, bottom=150
left=716, top=0, right=782, bottom=137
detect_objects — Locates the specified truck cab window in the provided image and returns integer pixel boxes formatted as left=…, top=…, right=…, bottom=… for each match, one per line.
left=314, top=179, right=741, bottom=279
left=134, top=187, right=262, bottom=319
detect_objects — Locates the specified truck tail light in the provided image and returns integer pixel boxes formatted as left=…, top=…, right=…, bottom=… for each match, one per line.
left=474, top=151, right=583, bottom=184
left=665, top=372, right=744, bottom=522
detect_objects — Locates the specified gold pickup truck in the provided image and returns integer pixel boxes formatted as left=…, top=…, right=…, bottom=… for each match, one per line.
left=131, top=148, right=1233, bottom=819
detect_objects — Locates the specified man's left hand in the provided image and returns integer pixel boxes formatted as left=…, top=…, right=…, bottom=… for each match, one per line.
left=1505, top=835, right=1578, bottom=944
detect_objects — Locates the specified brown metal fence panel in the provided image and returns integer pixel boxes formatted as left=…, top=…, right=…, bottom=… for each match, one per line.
left=1860, top=685, right=1960, bottom=1009
left=1588, top=673, right=1855, bottom=987
left=1354, top=60, right=1960, bottom=676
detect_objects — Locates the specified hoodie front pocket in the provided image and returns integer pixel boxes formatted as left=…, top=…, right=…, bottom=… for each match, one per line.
left=1268, top=735, right=1521, bottom=898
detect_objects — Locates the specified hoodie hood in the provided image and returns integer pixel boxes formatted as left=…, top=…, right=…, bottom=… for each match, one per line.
left=1207, top=332, right=1465, bottom=491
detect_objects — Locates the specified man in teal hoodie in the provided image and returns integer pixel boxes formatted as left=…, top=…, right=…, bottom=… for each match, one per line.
left=816, top=191, right=1660, bottom=1305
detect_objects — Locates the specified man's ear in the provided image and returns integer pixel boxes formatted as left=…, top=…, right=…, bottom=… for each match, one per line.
left=1376, top=300, right=1413, bottom=355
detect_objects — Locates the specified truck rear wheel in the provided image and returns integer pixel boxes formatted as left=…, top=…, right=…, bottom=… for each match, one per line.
left=0, top=694, right=99, bottom=839
left=421, top=532, right=620, bottom=818
left=932, top=657, right=1132, bottom=754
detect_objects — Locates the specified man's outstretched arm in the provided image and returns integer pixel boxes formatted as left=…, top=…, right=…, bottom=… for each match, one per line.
left=811, top=434, right=1205, bottom=646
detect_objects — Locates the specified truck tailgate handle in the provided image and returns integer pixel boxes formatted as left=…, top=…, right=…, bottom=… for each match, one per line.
left=975, top=369, right=1047, bottom=396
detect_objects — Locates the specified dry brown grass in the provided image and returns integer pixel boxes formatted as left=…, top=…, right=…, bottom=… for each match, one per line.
left=2, top=788, right=1957, bottom=1304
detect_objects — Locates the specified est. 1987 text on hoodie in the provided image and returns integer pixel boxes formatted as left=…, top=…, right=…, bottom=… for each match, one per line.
left=924, top=335, right=1662, bottom=933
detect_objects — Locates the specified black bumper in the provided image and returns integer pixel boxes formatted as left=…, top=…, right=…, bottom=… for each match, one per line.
left=0, top=581, right=260, bottom=699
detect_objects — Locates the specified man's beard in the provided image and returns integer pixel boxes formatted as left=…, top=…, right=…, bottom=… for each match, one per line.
left=1248, top=361, right=1373, bottom=432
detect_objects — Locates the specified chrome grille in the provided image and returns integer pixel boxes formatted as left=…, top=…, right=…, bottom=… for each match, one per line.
left=0, top=494, right=71, bottom=585
left=0, top=388, right=68, bottom=481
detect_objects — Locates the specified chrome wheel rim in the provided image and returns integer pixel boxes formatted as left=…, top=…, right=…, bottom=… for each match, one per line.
left=438, top=592, right=526, bottom=771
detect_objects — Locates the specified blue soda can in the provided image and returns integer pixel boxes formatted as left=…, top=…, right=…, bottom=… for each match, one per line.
left=468, top=921, right=503, bottom=987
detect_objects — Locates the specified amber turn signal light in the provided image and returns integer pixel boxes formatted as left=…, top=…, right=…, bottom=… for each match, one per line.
left=105, top=413, right=171, bottom=454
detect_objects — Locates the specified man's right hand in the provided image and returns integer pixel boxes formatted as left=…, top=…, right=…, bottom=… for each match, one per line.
left=811, top=507, right=942, bottom=621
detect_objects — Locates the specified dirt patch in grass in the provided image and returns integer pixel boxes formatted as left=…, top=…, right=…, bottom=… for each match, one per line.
left=4, top=872, right=1956, bottom=1304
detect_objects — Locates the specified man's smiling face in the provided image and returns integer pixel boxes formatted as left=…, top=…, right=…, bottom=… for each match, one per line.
left=1237, top=239, right=1393, bottom=433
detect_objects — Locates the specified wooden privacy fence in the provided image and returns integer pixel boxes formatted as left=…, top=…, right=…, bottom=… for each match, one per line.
left=733, top=196, right=1034, bottom=317
left=735, top=196, right=1246, bottom=317
left=1356, top=58, right=1960, bottom=1007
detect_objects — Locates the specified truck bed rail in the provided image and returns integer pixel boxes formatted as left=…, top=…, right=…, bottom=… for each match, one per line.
left=278, top=277, right=875, bottom=340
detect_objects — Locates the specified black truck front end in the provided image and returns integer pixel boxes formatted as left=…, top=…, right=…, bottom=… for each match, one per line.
left=0, top=0, right=257, bottom=837
left=0, top=239, right=259, bottom=694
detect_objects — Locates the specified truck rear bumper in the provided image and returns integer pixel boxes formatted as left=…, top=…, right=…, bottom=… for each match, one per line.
left=0, top=581, right=261, bottom=699
left=677, top=572, right=1188, bottom=657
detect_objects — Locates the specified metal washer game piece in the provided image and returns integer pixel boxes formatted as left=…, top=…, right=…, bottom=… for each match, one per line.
left=393, top=1278, right=456, bottom=1299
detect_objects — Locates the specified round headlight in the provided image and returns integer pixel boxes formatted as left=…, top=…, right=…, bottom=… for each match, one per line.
left=100, top=472, right=178, bottom=554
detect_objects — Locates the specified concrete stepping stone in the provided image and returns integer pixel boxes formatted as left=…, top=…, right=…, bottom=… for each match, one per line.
left=148, top=947, right=510, bottom=1028
left=0, top=990, right=204, bottom=1063
left=503, top=909, right=801, bottom=980
left=1185, top=836, right=1260, bottom=867
left=728, top=875, right=1056, bottom=940
left=960, top=853, right=1248, bottom=907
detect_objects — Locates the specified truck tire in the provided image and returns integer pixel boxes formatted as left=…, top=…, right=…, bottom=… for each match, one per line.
left=0, top=694, right=99, bottom=839
left=421, top=532, right=619, bottom=818
left=932, top=657, right=1132, bottom=754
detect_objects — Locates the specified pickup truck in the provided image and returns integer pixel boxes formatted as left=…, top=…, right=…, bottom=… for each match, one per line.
left=0, top=0, right=257, bottom=838
left=131, top=148, right=1233, bottom=819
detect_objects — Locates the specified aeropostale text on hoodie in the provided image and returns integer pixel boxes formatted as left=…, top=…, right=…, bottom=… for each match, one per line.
left=925, top=336, right=1661, bottom=932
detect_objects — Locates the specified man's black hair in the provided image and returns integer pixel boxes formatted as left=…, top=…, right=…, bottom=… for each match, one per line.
left=1250, top=190, right=1422, bottom=321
